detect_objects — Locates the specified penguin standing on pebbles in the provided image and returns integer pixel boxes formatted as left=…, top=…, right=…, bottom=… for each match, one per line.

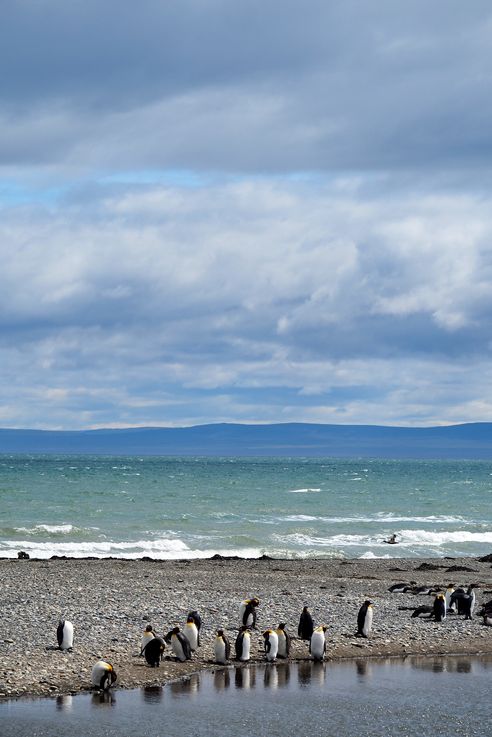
left=310, top=625, right=327, bottom=662
left=298, top=606, right=314, bottom=641
left=276, top=623, right=290, bottom=658
left=433, top=593, right=446, bottom=622
left=356, top=601, right=373, bottom=637
left=165, top=627, right=192, bottom=662
left=214, top=629, right=231, bottom=664
left=57, top=620, right=74, bottom=651
left=240, top=598, right=260, bottom=628
left=263, top=629, right=279, bottom=662
left=140, top=624, right=156, bottom=655
left=235, top=626, right=251, bottom=662
left=183, top=615, right=199, bottom=652
left=187, top=611, right=202, bottom=646
left=143, top=637, right=166, bottom=667
left=91, top=661, right=117, bottom=690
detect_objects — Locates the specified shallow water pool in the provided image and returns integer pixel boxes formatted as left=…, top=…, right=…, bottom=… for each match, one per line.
left=1, top=656, right=491, bottom=737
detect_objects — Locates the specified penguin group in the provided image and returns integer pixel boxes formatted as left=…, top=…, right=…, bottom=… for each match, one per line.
left=391, top=580, right=484, bottom=624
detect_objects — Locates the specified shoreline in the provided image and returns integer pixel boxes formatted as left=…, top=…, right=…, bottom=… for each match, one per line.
left=1, top=556, right=491, bottom=699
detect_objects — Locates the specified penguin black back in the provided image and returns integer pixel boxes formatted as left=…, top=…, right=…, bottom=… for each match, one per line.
left=298, top=606, right=314, bottom=640
left=143, top=637, right=166, bottom=667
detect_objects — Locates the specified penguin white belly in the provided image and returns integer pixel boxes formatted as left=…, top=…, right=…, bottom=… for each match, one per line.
left=277, top=632, right=288, bottom=658
left=183, top=623, right=198, bottom=651
left=171, top=635, right=188, bottom=662
left=239, top=633, right=251, bottom=661
left=239, top=603, right=254, bottom=627
left=310, top=630, right=326, bottom=661
left=265, top=631, right=278, bottom=661
left=362, top=608, right=373, bottom=637
left=214, top=638, right=227, bottom=664
left=91, top=661, right=114, bottom=689
left=141, top=632, right=154, bottom=653
left=60, top=621, right=74, bottom=650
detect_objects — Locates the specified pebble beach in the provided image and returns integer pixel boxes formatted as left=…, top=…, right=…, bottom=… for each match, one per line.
left=1, top=555, right=491, bottom=699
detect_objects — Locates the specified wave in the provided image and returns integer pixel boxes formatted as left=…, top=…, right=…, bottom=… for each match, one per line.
left=272, top=528, right=492, bottom=548
left=288, top=488, right=321, bottom=493
left=279, top=514, right=468, bottom=524
left=13, top=524, right=91, bottom=536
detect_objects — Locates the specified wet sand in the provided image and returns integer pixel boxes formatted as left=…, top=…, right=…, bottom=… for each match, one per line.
left=1, top=556, right=491, bottom=698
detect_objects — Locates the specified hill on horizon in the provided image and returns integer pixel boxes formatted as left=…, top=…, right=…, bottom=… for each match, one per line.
left=0, top=422, right=492, bottom=459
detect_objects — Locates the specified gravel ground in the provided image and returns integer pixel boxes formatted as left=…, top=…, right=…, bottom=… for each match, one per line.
left=1, top=556, right=491, bottom=698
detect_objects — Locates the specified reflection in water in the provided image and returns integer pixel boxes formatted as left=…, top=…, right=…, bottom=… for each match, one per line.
left=55, top=695, right=73, bottom=711
left=410, top=656, right=474, bottom=674
left=169, top=673, right=200, bottom=697
left=141, top=686, right=163, bottom=703
left=213, top=668, right=231, bottom=691
left=234, top=665, right=256, bottom=690
left=356, top=659, right=370, bottom=678
left=297, top=660, right=326, bottom=686
left=91, top=691, right=116, bottom=707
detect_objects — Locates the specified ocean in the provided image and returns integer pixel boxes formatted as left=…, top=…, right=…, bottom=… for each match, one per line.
left=2, top=657, right=491, bottom=737
left=1, top=455, right=491, bottom=560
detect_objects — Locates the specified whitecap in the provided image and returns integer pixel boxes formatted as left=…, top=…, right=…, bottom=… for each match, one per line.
left=288, top=488, right=321, bottom=493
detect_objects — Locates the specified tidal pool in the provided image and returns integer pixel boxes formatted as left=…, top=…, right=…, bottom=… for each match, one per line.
left=1, top=656, right=491, bottom=737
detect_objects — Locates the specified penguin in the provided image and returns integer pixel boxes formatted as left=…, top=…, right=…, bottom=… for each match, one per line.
left=298, top=606, right=314, bottom=641
left=356, top=600, right=373, bottom=637
left=91, top=661, right=117, bottom=690
left=142, top=637, right=166, bottom=667
left=187, top=610, right=202, bottom=646
left=165, top=626, right=192, bottom=662
left=275, top=623, right=290, bottom=658
left=310, top=625, right=327, bottom=662
left=433, top=593, right=446, bottom=622
left=183, top=615, right=199, bottom=652
left=411, top=605, right=434, bottom=618
left=214, top=629, right=231, bottom=664
left=388, top=582, right=416, bottom=593
left=263, top=629, right=279, bottom=662
left=57, top=620, right=74, bottom=651
left=240, top=597, right=260, bottom=628
left=444, top=585, right=456, bottom=613
left=463, top=585, right=477, bottom=620
left=235, top=626, right=251, bottom=662
left=140, top=624, right=156, bottom=655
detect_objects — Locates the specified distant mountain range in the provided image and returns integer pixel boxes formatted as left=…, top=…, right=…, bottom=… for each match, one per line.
left=1, top=422, right=492, bottom=458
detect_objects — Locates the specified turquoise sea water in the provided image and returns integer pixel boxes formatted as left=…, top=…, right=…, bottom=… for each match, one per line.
left=2, top=658, right=491, bottom=737
left=1, top=455, right=492, bottom=559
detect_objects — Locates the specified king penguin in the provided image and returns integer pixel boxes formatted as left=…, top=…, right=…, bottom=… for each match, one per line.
left=310, top=625, right=327, bottom=662
left=187, top=610, right=202, bottom=646
left=143, top=637, right=166, bottom=667
left=433, top=593, right=446, bottom=622
left=276, top=623, right=290, bottom=659
left=214, top=629, right=231, bottom=664
left=240, top=597, right=260, bottom=628
left=298, top=606, right=314, bottom=641
left=57, top=620, right=74, bottom=651
left=235, top=626, right=251, bottom=662
left=263, top=629, right=279, bottom=662
left=444, top=584, right=456, bottom=613
left=166, top=626, right=192, bottom=662
left=91, top=661, right=117, bottom=690
left=356, top=601, right=373, bottom=638
left=183, top=615, right=199, bottom=652
left=140, top=624, right=156, bottom=655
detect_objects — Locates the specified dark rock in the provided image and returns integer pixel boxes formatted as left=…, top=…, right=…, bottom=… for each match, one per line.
left=445, top=565, right=478, bottom=572
left=415, top=562, right=444, bottom=570
left=477, top=553, right=492, bottom=563
left=17, top=551, right=30, bottom=560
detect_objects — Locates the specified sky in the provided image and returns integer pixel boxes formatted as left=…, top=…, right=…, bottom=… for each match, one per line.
left=2, top=1, right=492, bottom=430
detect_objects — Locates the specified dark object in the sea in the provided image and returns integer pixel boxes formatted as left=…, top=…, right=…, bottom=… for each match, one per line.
left=445, top=565, right=478, bottom=573
left=17, top=551, right=30, bottom=559
left=477, top=553, right=492, bottom=562
left=415, top=562, right=444, bottom=571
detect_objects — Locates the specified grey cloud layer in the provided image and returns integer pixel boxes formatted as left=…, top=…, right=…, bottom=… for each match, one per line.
left=1, top=2, right=491, bottom=172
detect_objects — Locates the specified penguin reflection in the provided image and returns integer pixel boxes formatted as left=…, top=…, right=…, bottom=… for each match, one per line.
left=234, top=665, right=256, bottom=690
left=297, top=660, right=326, bottom=686
left=91, top=690, right=115, bottom=707
left=55, top=694, right=73, bottom=711
left=263, top=663, right=279, bottom=689
left=170, top=673, right=200, bottom=697
left=141, top=686, right=163, bottom=703
left=213, top=668, right=231, bottom=691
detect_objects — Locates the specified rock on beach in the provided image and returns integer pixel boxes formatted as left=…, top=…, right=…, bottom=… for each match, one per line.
left=0, top=556, right=491, bottom=698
